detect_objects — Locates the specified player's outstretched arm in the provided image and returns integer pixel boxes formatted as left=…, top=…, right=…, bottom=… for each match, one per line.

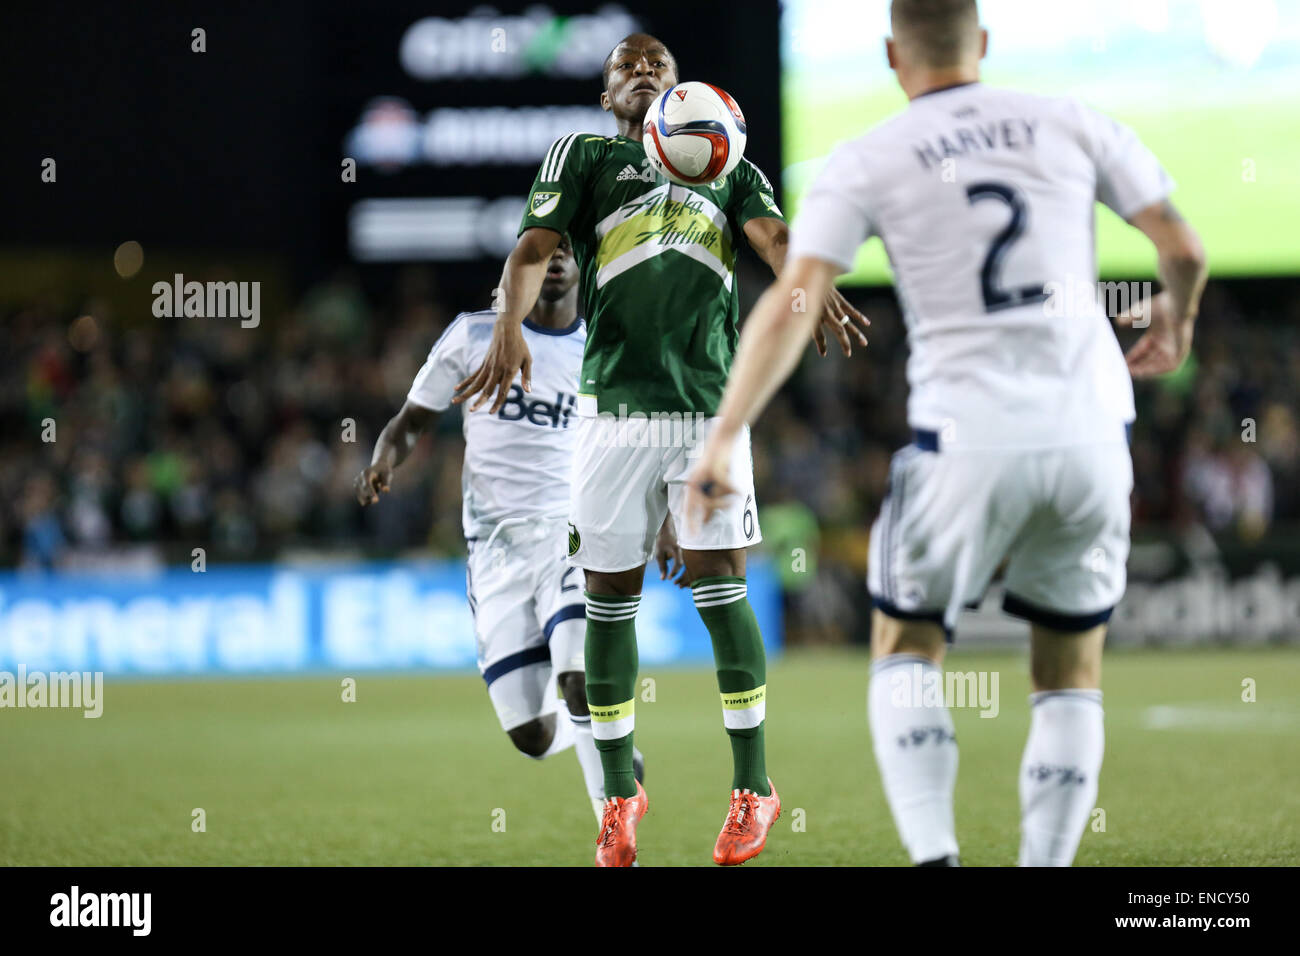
left=355, top=400, right=436, bottom=505
left=452, top=227, right=561, bottom=413
left=1118, top=200, right=1208, bottom=378
left=685, top=255, right=840, bottom=528
left=742, top=217, right=869, bottom=357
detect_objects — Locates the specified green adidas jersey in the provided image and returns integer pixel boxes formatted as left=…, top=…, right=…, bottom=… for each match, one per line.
left=518, top=133, right=784, bottom=416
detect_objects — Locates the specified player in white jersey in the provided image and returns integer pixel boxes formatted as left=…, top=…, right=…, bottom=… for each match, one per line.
left=687, top=0, right=1207, bottom=866
left=356, top=237, right=669, bottom=825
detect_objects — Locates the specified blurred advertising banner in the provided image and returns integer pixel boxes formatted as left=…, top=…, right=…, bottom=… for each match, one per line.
left=956, top=536, right=1300, bottom=646
left=955, top=574, right=1300, bottom=647
left=0, top=560, right=781, bottom=677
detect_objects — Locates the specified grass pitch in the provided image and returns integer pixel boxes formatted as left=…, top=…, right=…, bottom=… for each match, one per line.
left=2, top=646, right=1296, bottom=866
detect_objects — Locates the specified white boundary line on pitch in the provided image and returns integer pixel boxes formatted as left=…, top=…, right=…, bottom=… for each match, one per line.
left=1142, top=705, right=1300, bottom=733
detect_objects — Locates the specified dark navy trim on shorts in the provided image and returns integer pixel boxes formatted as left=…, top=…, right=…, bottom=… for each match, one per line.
left=482, top=605, right=585, bottom=685
left=912, top=428, right=940, bottom=452
left=465, top=561, right=477, bottom=618
left=871, top=595, right=954, bottom=643
left=881, top=446, right=920, bottom=603
left=1003, top=592, right=1114, bottom=632
left=482, top=644, right=551, bottom=686
left=542, top=603, right=585, bottom=640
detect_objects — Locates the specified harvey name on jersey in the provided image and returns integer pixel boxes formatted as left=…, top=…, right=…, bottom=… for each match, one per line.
left=910, top=114, right=1040, bottom=170
left=789, top=83, right=1174, bottom=450
left=407, top=309, right=586, bottom=539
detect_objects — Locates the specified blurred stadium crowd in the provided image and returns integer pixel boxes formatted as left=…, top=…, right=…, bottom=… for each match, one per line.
left=4, top=268, right=1298, bottom=640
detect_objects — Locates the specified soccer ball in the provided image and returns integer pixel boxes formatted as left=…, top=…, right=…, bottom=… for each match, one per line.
left=642, top=81, right=748, bottom=186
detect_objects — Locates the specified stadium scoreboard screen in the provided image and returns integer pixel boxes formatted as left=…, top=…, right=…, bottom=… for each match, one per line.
left=341, top=5, right=636, bottom=263
left=336, top=2, right=781, bottom=267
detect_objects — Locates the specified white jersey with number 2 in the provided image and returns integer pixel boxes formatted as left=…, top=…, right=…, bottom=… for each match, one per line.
left=789, top=82, right=1174, bottom=449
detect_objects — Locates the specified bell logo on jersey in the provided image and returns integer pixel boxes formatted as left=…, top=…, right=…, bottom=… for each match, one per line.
left=530, top=191, right=561, bottom=217
left=496, top=385, right=576, bottom=428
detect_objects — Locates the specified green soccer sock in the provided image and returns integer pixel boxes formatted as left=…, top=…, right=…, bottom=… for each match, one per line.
left=584, top=590, right=640, bottom=800
left=692, top=576, right=770, bottom=796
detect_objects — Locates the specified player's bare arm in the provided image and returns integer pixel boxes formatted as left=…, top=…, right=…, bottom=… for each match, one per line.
left=452, top=227, right=562, bottom=413
left=741, top=215, right=869, bottom=357
left=355, top=400, right=436, bottom=505
left=1118, top=199, right=1209, bottom=378
left=685, top=255, right=840, bottom=528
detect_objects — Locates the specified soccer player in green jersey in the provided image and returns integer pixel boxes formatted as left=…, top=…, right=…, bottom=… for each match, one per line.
left=454, top=33, right=869, bottom=867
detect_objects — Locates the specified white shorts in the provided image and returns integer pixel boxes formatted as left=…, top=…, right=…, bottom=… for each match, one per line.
left=467, top=518, right=586, bottom=730
left=568, top=413, right=761, bottom=573
left=867, top=436, right=1132, bottom=637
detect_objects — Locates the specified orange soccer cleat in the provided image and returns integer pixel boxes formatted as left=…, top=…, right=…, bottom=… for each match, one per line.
left=595, top=780, right=648, bottom=867
left=713, top=778, right=781, bottom=866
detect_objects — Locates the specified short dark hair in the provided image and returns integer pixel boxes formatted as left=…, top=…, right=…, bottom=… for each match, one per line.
left=602, top=33, right=677, bottom=91
left=890, top=0, right=980, bottom=67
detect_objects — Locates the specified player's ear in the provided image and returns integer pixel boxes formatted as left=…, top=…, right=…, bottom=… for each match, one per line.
left=600, top=89, right=611, bottom=112
left=885, top=37, right=898, bottom=71
left=978, top=28, right=988, bottom=60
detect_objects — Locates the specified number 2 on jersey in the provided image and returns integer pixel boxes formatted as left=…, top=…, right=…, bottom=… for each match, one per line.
left=965, top=181, right=1049, bottom=313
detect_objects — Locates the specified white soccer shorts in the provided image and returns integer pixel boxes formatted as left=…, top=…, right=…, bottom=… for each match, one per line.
left=467, top=518, right=586, bottom=730
left=568, top=413, right=761, bottom=573
left=868, top=433, right=1133, bottom=637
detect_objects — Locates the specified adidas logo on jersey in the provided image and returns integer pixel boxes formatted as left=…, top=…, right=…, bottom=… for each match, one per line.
left=616, top=161, right=656, bottom=183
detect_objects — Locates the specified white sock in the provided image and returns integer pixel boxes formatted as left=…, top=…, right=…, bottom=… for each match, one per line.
left=1018, top=689, right=1104, bottom=867
left=569, top=715, right=606, bottom=824
left=537, top=701, right=575, bottom=758
left=868, top=655, right=960, bottom=863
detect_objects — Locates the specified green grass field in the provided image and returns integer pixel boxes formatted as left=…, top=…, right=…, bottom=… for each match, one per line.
left=2, top=646, right=1297, bottom=866
left=780, top=82, right=1300, bottom=283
